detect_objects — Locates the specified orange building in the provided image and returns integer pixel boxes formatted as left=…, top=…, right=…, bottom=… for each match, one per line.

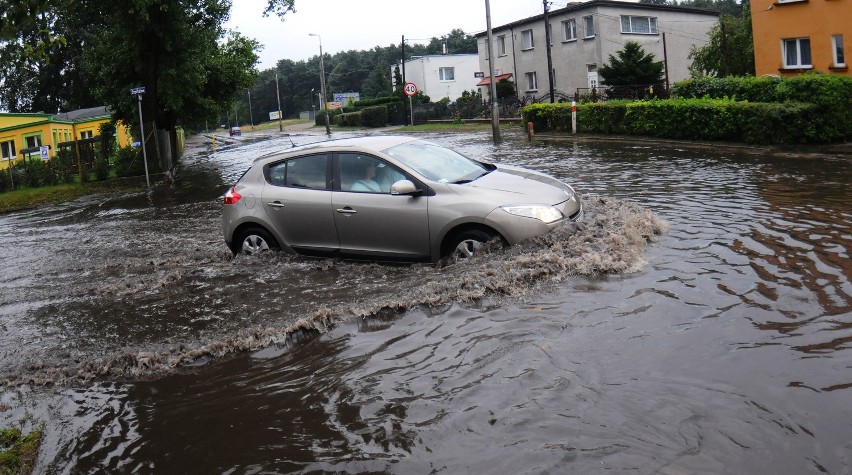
left=751, top=0, right=849, bottom=77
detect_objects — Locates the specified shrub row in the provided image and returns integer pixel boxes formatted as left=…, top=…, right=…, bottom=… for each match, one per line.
left=523, top=99, right=823, bottom=144
left=332, top=106, right=389, bottom=128
left=672, top=74, right=852, bottom=142
left=354, top=96, right=403, bottom=108
left=0, top=145, right=153, bottom=193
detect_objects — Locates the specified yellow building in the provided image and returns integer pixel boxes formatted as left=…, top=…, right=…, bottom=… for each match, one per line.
left=0, top=106, right=133, bottom=170
left=751, top=0, right=849, bottom=77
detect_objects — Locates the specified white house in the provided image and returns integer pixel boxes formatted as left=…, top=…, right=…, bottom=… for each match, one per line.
left=475, top=0, right=719, bottom=101
left=391, top=54, right=481, bottom=101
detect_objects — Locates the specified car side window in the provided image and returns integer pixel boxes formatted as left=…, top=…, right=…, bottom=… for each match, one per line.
left=268, top=154, right=329, bottom=189
left=339, top=153, right=406, bottom=194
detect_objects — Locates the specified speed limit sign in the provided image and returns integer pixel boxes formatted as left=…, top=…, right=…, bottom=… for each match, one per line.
left=403, top=82, right=417, bottom=97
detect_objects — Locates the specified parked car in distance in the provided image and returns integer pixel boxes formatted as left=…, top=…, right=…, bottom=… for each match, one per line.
left=229, top=126, right=241, bottom=136
left=222, top=136, right=582, bottom=262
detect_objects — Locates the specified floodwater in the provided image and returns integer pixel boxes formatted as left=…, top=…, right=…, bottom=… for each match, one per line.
left=1, top=131, right=850, bottom=473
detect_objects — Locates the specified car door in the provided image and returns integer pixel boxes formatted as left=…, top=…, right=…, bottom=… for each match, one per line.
left=261, top=153, right=339, bottom=253
left=333, top=153, right=430, bottom=259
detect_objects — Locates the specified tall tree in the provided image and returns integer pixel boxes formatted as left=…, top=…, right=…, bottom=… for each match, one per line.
left=598, top=41, right=664, bottom=86
left=688, top=12, right=755, bottom=77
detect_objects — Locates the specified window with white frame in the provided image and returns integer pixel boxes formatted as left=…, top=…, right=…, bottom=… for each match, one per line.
left=439, top=67, right=455, bottom=81
left=522, top=29, right=534, bottom=49
left=1, top=140, right=15, bottom=160
left=783, top=38, right=812, bottom=68
left=833, top=35, right=846, bottom=66
left=80, top=131, right=94, bottom=139
left=621, top=15, right=657, bottom=34
left=497, top=35, right=507, bottom=56
left=562, top=19, right=577, bottom=41
left=525, top=72, right=538, bottom=91
left=24, top=135, right=42, bottom=149
left=583, top=16, right=595, bottom=38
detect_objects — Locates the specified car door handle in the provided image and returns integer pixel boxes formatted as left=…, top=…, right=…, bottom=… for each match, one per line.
left=336, top=207, right=357, bottom=214
left=267, top=201, right=286, bottom=208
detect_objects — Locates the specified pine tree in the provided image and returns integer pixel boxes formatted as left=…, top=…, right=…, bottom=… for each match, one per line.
left=598, top=41, right=664, bottom=86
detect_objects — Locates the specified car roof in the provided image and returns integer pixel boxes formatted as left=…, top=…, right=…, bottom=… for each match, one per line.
left=253, top=135, right=420, bottom=164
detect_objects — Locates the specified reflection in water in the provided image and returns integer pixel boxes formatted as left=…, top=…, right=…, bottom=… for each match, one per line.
left=1, top=131, right=850, bottom=473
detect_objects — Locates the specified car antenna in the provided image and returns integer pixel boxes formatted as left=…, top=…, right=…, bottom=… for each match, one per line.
left=290, top=138, right=297, bottom=148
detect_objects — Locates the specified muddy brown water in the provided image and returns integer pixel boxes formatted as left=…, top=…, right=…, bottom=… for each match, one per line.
left=0, top=131, right=849, bottom=473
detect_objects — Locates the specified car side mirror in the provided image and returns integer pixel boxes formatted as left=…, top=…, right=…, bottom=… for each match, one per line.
left=390, top=179, right=420, bottom=195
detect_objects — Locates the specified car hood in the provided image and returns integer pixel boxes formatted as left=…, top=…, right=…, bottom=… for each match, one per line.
left=448, top=166, right=573, bottom=206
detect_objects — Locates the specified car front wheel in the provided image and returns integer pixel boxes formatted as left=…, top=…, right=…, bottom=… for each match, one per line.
left=445, top=229, right=497, bottom=262
left=234, top=227, right=279, bottom=255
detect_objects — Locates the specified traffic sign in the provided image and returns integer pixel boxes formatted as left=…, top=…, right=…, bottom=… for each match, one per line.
left=130, top=86, right=146, bottom=95
left=403, top=82, right=417, bottom=97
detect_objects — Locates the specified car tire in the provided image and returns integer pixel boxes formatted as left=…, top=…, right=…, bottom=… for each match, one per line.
left=445, top=229, right=497, bottom=262
left=234, top=227, right=279, bottom=255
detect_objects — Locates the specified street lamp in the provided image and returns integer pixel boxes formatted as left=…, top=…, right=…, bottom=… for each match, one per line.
left=308, top=33, right=331, bottom=135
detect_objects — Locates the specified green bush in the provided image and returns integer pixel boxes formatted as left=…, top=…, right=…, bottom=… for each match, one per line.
left=93, top=150, right=110, bottom=181
left=315, top=108, right=342, bottom=126
left=354, top=96, right=402, bottom=108
left=114, top=146, right=146, bottom=178
left=523, top=99, right=822, bottom=144
left=672, top=74, right=852, bottom=141
left=334, top=111, right=363, bottom=127
left=51, top=148, right=77, bottom=184
left=360, top=106, right=388, bottom=127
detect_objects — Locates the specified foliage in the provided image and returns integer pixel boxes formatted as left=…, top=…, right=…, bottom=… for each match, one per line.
left=425, top=29, right=478, bottom=55
left=496, top=78, right=516, bottom=99
left=51, top=148, right=77, bottom=184
left=0, top=0, right=98, bottom=112
left=673, top=0, right=746, bottom=17
left=454, top=90, right=486, bottom=119
left=673, top=73, right=852, bottom=141
left=354, top=97, right=403, bottom=108
left=316, top=109, right=343, bottom=126
left=113, top=146, right=147, bottom=178
left=360, top=106, right=389, bottom=127
left=0, top=426, right=43, bottom=474
left=689, top=13, right=754, bottom=77
left=522, top=99, right=830, bottom=144
left=334, top=111, right=363, bottom=127
left=598, top=41, right=664, bottom=87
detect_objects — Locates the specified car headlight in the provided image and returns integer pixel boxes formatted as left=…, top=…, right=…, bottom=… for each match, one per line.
left=501, top=205, right=564, bottom=224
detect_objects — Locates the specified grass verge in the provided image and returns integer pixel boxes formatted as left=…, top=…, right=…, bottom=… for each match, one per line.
left=0, top=426, right=43, bottom=474
left=0, top=179, right=146, bottom=214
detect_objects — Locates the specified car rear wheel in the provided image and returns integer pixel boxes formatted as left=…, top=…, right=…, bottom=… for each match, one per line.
left=234, top=227, right=279, bottom=255
left=445, top=229, right=496, bottom=262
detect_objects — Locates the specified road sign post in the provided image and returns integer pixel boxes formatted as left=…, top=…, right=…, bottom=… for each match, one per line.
left=403, top=82, right=417, bottom=127
left=130, top=86, right=150, bottom=189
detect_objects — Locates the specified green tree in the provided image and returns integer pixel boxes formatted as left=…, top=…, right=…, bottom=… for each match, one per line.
left=0, top=1, right=98, bottom=112
left=598, top=41, right=664, bottom=86
left=688, top=12, right=755, bottom=77
left=426, top=29, right=477, bottom=55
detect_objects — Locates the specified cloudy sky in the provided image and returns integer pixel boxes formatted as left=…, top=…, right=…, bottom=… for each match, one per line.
left=225, top=0, right=554, bottom=69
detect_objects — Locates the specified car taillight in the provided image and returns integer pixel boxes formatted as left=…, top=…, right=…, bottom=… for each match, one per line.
left=223, top=186, right=242, bottom=205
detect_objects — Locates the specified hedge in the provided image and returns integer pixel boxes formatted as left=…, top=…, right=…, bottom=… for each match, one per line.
left=354, top=96, right=403, bottom=108
left=334, top=111, right=363, bottom=127
left=360, top=106, right=388, bottom=127
left=523, top=73, right=852, bottom=144
left=522, top=99, right=821, bottom=144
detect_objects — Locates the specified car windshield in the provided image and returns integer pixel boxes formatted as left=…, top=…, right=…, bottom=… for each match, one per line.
left=383, top=140, right=488, bottom=183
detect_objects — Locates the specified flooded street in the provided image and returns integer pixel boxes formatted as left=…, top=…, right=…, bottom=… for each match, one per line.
left=1, top=131, right=850, bottom=473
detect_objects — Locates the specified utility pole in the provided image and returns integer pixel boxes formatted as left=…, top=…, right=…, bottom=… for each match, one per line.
left=543, top=0, right=555, bottom=103
left=309, top=33, right=331, bottom=135
left=275, top=73, right=283, bottom=132
left=720, top=23, right=730, bottom=77
left=401, top=35, right=408, bottom=126
left=247, top=89, right=254, bottom=130
left=485, top=0, right=502, bottom=144
left=662, top=32, right=671, bottom=92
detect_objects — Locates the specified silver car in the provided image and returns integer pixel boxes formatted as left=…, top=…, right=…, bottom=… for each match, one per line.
left=222, top=136, right=582, bottom=262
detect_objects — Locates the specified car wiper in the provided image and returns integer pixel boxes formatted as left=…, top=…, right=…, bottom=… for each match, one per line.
left=451, top=169, right=491, bottom=184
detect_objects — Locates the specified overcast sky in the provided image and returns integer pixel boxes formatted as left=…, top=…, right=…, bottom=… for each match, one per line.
left=225, top=0, right=554, bottom=70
